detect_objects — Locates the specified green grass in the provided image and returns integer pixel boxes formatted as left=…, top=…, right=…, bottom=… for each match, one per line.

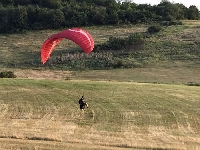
left=0, top=79, right=200, bottom=149
left=73, top=65, right=200, bottom=85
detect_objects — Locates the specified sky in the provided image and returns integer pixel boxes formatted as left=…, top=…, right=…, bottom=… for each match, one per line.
left=130, top=0, right=200, bottom=9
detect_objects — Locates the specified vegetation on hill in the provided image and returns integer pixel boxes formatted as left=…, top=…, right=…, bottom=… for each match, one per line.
left=0, top=0, right=199, bottom=33
left=1, top=21, right=200, bottom=71
left=0, top=1, right=199, bottom=72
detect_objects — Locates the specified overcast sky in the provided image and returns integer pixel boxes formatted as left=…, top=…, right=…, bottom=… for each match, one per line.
left=130, top=0, right=199, bottom=9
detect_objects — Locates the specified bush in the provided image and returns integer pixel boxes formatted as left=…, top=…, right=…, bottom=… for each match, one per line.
left=94, top=33, right=144, bottom=51
left=186, top=82, right=200, bottom=86
left=148, top=25, right=163, bottom=34
left=0, top=71, right=17, bottom=78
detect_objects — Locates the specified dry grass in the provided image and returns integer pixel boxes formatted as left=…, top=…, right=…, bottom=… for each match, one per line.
left=0, top=79, right=199, bottom=150
left=14, top=68, right=72, bottom=80
left=182, top=20, right=200, bottom=26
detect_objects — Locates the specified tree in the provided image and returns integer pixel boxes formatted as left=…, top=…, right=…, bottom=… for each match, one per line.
left=105, top=1, right=120, bottom=24
left=40, top=0, right=62, bottom=9
left=187, top=6, right=199, bottom=20
left=91, top=9, right=106, bottom=25
left=175, top=3, right=187, bottom=20
left=47, top=9, right=65, bottom=28
left=0, top=6, right=28, bottom=32
left=13, top=0, right=31, bottom=6
left=0, top=0, right=13, bottom=6
left=156, top=1, right=179, bottom=21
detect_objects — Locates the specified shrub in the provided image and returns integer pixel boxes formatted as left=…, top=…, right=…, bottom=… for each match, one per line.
left=148, top=25, right=163, bottom=34
left=186, top=82, right=200, bottom=86
left=0, top=71, right=17, bottom=78
left=94, top=33, right=144, bottom=51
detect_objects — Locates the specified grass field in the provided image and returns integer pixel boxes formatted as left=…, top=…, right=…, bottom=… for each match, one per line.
left=0, top=79, right=199, bottom=150
left=0, top=20, right=200, bottom=149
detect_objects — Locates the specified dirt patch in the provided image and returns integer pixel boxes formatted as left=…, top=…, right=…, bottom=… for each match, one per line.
left=14, top=69, right=72, bottom=80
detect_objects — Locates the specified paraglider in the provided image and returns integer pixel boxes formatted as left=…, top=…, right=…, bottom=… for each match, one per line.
left=40, top=28, right=94, bottom=64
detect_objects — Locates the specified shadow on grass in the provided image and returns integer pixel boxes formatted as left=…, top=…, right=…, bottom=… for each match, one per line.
left=115, top=144, right=177, bottom=150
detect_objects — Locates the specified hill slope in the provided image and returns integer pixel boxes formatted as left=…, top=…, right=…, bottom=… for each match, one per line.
left=1, top=21, right=200, bottom=71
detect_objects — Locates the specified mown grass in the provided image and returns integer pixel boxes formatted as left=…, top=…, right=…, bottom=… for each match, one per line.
left=0, top=79, right=200, bottom=149
left=73, top=65, right=200, bottom=85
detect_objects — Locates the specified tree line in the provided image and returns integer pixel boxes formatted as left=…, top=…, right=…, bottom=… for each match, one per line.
left=0, top=0, right=199, bottom=33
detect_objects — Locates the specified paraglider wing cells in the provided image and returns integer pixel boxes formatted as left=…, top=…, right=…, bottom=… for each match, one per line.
left=41, top=38, right=62, bottom=64
left=40, top=28, right=94, bottom=64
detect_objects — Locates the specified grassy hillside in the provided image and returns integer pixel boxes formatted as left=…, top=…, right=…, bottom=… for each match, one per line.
left=0, top=20, right=200, bottom=84
left=0, top=21, right=200, bottom=70
left=0, top=79, right=199, bottom=149
left=0, top=25, right=146, bottom=68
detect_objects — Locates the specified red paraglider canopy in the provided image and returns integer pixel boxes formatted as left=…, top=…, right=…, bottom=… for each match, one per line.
left=40, top=28, right=94, bottom=64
